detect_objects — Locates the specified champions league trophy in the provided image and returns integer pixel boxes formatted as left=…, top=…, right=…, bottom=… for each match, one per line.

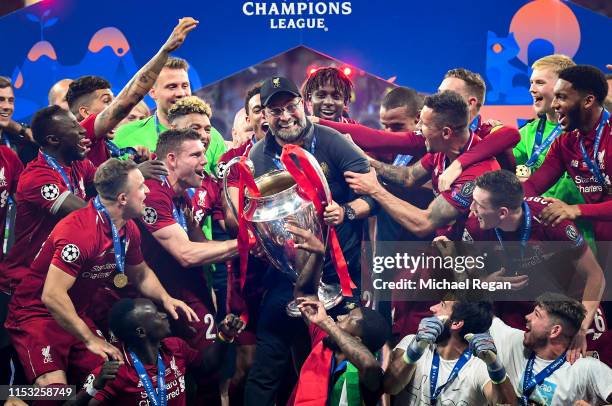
left=223, top=149, right=345, bottom=317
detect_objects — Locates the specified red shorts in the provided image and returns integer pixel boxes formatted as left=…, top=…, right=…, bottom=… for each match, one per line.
left=5, top=316, right=104, bottom=384
left=169, top=286, right=218, bottom=352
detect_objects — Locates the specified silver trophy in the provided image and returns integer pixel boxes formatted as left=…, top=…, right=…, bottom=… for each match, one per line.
left=223, top=152, right=343, bottom=317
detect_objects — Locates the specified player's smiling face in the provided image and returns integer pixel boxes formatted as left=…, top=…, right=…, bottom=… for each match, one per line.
left=55, top=112, right=89, bottom=162
left=0, top=85, right=15, bottom=127
left=470, top=187, right=501, bottom=230
left=552, top=79, right=583, bottom=132
left=175, top=139, right=207, bottom=188
left=530, top=68, right=557, bottom=117
left=125, top=168, right=149, bottom=218
left=309, top=83, right=346, bottom=122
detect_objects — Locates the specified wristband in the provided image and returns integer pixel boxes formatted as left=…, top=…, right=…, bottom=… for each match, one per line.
left=86, top=385, right=99, bottom=397
left=402, top=349, right=418, bottom=364
left=404, top=338, right=426, bottom=363
left=487, top=359, right=507, bottom=384
left=217, top=330, right=234, bottom=343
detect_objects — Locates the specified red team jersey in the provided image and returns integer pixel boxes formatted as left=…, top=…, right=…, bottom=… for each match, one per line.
left=0, top=152, right=96, bottom=294
left=5, top=202, right=143, bottom=382
left=0, top=145, right=23, bottom=261
left=421, top=132, right=501, bottom=238
left=392, top=133, right=501, bottom=339
left=138, top=178, right=217, bottom=351
left=7, top=201, right=143, bottom=322
left=88, top=338, right=202, bottom=406
left=524, top=113, right=612, bottom=240
left=190, top=175, right=224, bottom=226
left=80, top=113, right=111, bottom=167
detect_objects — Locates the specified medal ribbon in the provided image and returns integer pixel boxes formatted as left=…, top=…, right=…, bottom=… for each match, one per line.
left=3, top=196, right=14, bottom=255
left=42, top=152, right=74, bottom=193
left=520, top=352, right=566, bottom=406
left=469, top=115, right=480, bottom=132
left=495, top=200, right=531, bottom=263
left=105, top=140, right=137, bottom=158
left=130, top=351, right=167, bottom=406
left=272, top=135, right=316, bottom=170
left=280, top=144, right=355, bottom=296
left=430, top=347, right=471, bottom=404
left=93, top=196, right=126, bottom=279
left=393, top=154, right=413, bottom=167
left=525, top=118, right=562, bottom=167
left=160, top=176, right=188, bottom=232
left=579, top=109, right=610, bottom=188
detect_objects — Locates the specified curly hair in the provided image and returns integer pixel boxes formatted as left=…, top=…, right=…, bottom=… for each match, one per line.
left=301, top=67, right=353, bottom=105
left=167, top=95, right=212, bottom=123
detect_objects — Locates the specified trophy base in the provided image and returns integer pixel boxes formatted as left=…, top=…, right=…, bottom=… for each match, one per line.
left=286, top=282, right=344, bottom=317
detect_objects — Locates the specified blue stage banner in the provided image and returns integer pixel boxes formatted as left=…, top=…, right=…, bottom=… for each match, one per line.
left=1, top=0, right=610, bottom=133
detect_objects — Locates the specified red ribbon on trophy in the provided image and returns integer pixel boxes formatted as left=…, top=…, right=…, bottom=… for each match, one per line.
left=235, top=156, right=260, bottom=323
left=280, top=144, right=355, bottom=297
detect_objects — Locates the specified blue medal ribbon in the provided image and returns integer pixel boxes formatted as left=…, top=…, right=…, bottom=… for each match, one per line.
left=469, top=115, right=480, bottom=132
left=430, top=347, right=471, bottom=404
left=93, top=196, right=126, bottom=276
left=578, top=109, right=610, bottom=188
left=3, top=196, right=14, bottom=255
left=393, top=154, right=413, bottom=167
left=42, top=152, right=74, bottom=193
left=160, top=176, right=187, bottom=232
left=153, top=114, right=164, bottom=138
left=130, top=351, right=167, bottom=406
left=2, top=135, right=11, bottom=149
left=525, top=118, right=562, bottom=167
left=272, top=134, right=317, bottom=170
left=520, top=352, right=566, bottom=406
left=105, top=140, right=137, bottom=158
left=495, top=200, right=531, bottom=261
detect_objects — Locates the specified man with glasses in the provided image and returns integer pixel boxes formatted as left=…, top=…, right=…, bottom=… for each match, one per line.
left=243, top=76, right=375, bottom=406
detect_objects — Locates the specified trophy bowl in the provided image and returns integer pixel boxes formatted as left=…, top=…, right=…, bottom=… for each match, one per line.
left=223, top=155, right=343, bottom=317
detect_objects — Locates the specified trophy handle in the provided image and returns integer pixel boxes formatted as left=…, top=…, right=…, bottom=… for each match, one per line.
left=222, top=156, right=251, bottom=220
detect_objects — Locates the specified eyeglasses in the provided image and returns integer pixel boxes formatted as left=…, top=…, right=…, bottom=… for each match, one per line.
left=266, top=99, right=302, bottom=117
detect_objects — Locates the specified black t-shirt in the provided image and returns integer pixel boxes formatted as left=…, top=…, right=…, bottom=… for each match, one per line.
left=248, top=121, right=374, bottom=284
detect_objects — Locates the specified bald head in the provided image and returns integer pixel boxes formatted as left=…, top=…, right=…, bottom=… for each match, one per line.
left=48, top=79, right=73, bottom=110
left=231, top=107, right=252, bottom=144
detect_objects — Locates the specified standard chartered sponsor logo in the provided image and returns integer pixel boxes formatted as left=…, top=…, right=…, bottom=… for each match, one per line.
left=242, top=1, right=352, bottom=31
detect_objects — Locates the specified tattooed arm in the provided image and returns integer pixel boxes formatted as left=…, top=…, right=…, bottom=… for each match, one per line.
left=369, top=159, right=430, bottom=188
left=93, top=17, right=198, bottom=138
left=345, top=167, right=458, bottom=237
left=298, top=299, right=383, bottom=391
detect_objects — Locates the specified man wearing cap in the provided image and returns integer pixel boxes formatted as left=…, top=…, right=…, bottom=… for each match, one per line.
left=243, top=76, right=375, bottom=405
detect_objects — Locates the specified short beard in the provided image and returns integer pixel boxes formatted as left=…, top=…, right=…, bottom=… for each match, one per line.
left=435, top=322, right=452, bottom=345
left=270, top=115, right=307, bottom=143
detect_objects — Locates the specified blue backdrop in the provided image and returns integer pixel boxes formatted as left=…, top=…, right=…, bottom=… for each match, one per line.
left=1, top=0, right=610, bottom=125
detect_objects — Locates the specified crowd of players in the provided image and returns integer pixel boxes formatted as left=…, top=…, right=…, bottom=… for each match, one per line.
left=0, top=16, right=611, bottom=406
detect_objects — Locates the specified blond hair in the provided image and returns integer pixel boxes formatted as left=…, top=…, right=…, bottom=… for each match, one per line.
left=164, top=56, right=189, bottom=71
left=167, top=95, right=212, bottom=123
left=531, top=54, right=575, bottom=75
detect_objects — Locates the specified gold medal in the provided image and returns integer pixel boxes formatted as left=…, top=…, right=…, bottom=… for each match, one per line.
left=516, top=165, right=531, bottom=178
left=113, top=273, right=128, bottom=288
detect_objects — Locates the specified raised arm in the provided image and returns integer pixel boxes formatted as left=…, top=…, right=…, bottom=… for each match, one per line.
left=93, top=17, right=198, bottom=137
left=299, top=299, right=383, bottom=391
left=317, top=118, right=426, bottom=156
